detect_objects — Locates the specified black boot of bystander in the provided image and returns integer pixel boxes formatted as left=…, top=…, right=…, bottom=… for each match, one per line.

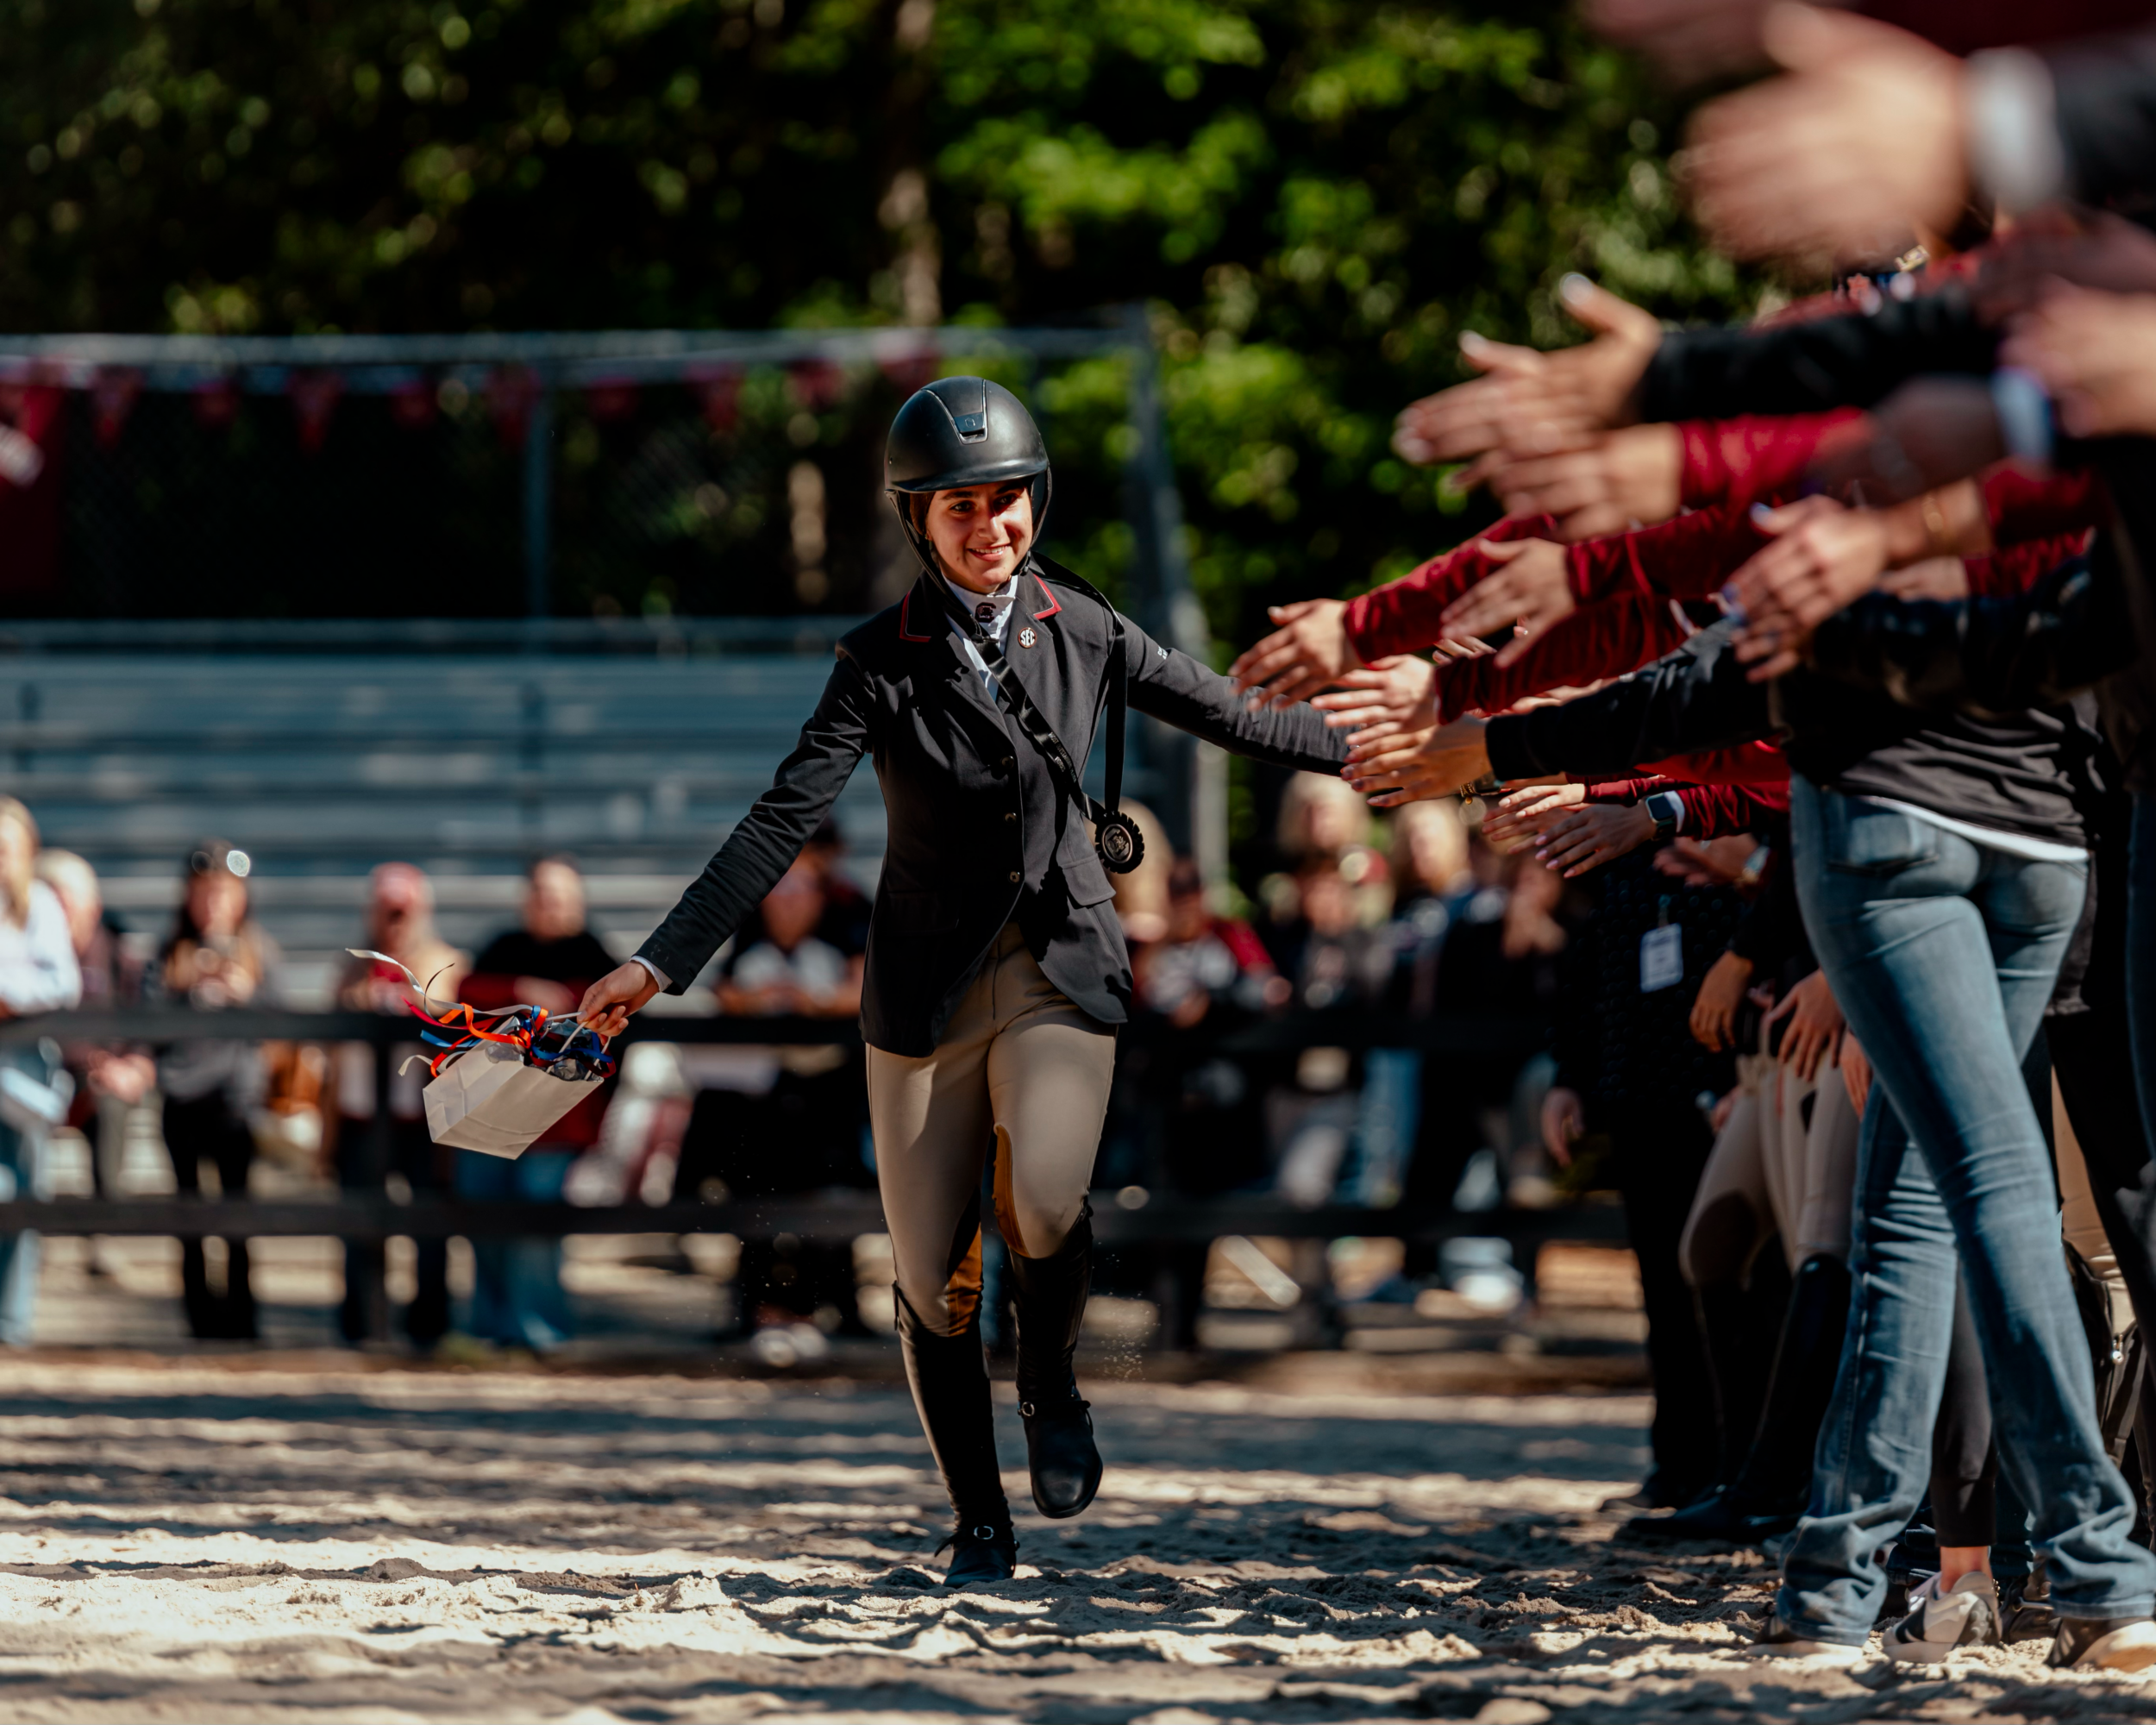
left=1630, top=1251, right=1849, bottom=1543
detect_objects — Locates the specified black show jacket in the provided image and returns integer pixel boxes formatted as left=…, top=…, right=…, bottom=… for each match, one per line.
left=637, top=563, right=1349, bottom=1056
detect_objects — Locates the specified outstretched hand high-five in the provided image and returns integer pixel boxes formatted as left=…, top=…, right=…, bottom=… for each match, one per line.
left=1393, top=276, right=1661, bottom=467
left=1344, top=713, right=1493, bottom=807
left=1437, top=538, right=1576, bottom=665
left=578, top=962, right=663, bottom=1040
left=1228, top=599, right=1361, bottom=708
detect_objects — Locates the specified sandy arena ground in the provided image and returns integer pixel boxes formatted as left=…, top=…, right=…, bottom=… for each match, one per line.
left=0, top=1348, right=2152, bottom=1723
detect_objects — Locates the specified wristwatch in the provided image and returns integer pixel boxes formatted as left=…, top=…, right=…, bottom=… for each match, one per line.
left=1644, top=790, right=1684, bottom=841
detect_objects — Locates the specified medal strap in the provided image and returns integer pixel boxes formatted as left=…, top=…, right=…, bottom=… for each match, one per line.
left=933, top=563, right=1126, bottom=831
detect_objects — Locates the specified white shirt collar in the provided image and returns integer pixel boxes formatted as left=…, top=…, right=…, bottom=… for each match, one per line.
left=943, top=574, right=1018, bottom=647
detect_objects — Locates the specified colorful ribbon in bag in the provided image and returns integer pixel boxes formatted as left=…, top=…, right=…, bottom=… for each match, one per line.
left=348, top=950, right=617, bottom=1082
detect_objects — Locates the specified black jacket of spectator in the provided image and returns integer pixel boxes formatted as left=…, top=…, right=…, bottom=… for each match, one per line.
left=1554, top=851, right=1741, bottom=1112
left=1488, top=615, right=2102, bottom=850
left=636, top=563, right=1345, bottom=1056
left=467, top=928, right=617, bottom=993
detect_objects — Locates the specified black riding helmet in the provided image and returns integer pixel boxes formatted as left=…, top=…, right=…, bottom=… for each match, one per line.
left=885, top=376, right=1051, bottom=579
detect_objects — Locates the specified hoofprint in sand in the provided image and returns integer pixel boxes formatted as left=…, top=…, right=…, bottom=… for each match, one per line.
left=0, top=1360, right=2141, bottom=1724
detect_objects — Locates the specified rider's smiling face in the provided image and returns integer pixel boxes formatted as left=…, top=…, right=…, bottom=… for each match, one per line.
left=926, top=481, right=1034, bottom=594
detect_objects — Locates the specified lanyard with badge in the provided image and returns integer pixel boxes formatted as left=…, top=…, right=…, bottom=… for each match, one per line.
left=936, top=556, right=1146, bottom=875
left=1639, top=894, right=1683, bottom=994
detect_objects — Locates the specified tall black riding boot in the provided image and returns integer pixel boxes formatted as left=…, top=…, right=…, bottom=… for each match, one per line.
left=1006, top=1213, right=1104, bottom=1519
left=1631, top=1252, right=1850, bottom=1544
left=1693, top=1261, right=1785, bottom=1495
left=894, top=1287, right=1017, bottom=1587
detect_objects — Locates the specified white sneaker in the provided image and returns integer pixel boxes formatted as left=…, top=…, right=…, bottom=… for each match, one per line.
left=1883, top=1571, right=2001, bottom=1664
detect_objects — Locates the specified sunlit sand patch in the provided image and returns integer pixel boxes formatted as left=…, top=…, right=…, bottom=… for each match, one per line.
left=0, top=1360, right=2137, bottom=1721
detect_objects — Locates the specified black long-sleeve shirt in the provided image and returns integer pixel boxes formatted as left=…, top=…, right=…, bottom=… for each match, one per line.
left=1486, top=619, right=2096, bottom=848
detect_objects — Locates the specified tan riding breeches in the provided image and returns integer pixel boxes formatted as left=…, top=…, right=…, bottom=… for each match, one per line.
left=1681, top=1038, right=1861, bottom=1288
left=2055, top=1071, right=2134, bottom=1338
left=866, top=923, right=1118, bottom=1337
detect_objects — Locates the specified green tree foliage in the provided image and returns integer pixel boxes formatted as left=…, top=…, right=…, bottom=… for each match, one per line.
left=0, top=0, right=1753, bottom=632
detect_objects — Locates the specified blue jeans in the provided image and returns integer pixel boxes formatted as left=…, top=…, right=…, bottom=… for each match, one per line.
left=0, top=1108, right=38, bottom=1346
left=0, top=1044, right=64, bottom=1346
left=1778, top=779, right=2154, bottom=1640
left=454, top=1147, right=573, bottom=1352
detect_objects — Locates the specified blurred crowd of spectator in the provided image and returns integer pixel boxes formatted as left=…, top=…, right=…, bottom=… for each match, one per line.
left=0, top=782, right=1585, bottom=1358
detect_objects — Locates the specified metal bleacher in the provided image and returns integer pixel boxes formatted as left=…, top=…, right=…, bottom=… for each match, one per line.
left=0, top=621, right=887, bottom=1001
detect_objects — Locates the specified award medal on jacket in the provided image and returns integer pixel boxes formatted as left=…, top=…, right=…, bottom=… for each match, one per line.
left=1094, top=807, right=1144, bottom=872
left=937, top=562, right=1147, bottom=875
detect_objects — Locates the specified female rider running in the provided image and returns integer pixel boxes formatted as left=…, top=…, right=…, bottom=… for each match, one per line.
left=580, top=378, right=1346, bottom=1586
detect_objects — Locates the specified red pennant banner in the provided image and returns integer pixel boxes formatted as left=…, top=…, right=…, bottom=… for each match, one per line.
left=879, top=347, right=940, bottom=396
left=389, top=376, right=437, bottom=432
left=12, top=383, right=63, bottom=448
left=788, top=359, right=844, bottom=412
left=289, top=370, right=343, bottom=455
left=91, top=368, right=143, bottom=448
left=691, top=364, right=743, bottom=435
left=487, top=366, right=541, bottom=448
left=0, top=384, right=61, bottom=487
left=192, top=375, right=240, bottom=432
left=585, top=377, right=638, bottom=422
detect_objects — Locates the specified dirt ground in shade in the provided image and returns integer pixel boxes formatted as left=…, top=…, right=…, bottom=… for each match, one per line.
left=0, top=1356, right=2147, bottom=1722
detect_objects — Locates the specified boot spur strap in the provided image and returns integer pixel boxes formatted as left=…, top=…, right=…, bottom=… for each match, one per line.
left=936, top=1523, right=1013, bottom=1554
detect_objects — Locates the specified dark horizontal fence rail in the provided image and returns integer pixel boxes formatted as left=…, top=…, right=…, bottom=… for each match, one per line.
left=0, top=617, right=870, bottom=656
left=0, top=1007, right=868, bottom=1045
left=0, top=1196, right=1628, bottom=1246
left=0, top=1008, right=1606, bottom=1251
left=0, top=723, right=849, bottom=750
left=0, top=1007, right=1552, bottom=1055
left=0, top=323, right=1137, bottom=387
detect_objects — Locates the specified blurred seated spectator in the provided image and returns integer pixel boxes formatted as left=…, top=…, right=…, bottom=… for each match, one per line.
left=1107, top=801, right=1175, bottom=948
left=1393, top=840, right=1582, bottom=1289
left=36, top=850, right=151, bottom=1199
left=1265, top=857, right=1395, bottom=1013
left=1380, top=802, right=1476, bottom=1019
left=674, top=857, right=871, bottom=1346
left=1261, top=853, right=1394, bottom=1317
left=715, top=858, right=863, bottom=1017
left=153, top=840, right=273, bottom=1341
left=799, top=816, right=873, bottom=957
left=1263, top=774, right=1390, bottom=927
left=1121, top=856, right=1282, bottom=1348
left=1134, top=857, right=1285, bottom=1029
left=452, top=855, right=617, bottom=1353
left=0, top=800, right=78, bottom=1346
left=333, top=862, right=465, bottom=1348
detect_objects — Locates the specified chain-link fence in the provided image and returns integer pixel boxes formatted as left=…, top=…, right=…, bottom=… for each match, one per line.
left=0, top=317, right=1186, bottom=629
